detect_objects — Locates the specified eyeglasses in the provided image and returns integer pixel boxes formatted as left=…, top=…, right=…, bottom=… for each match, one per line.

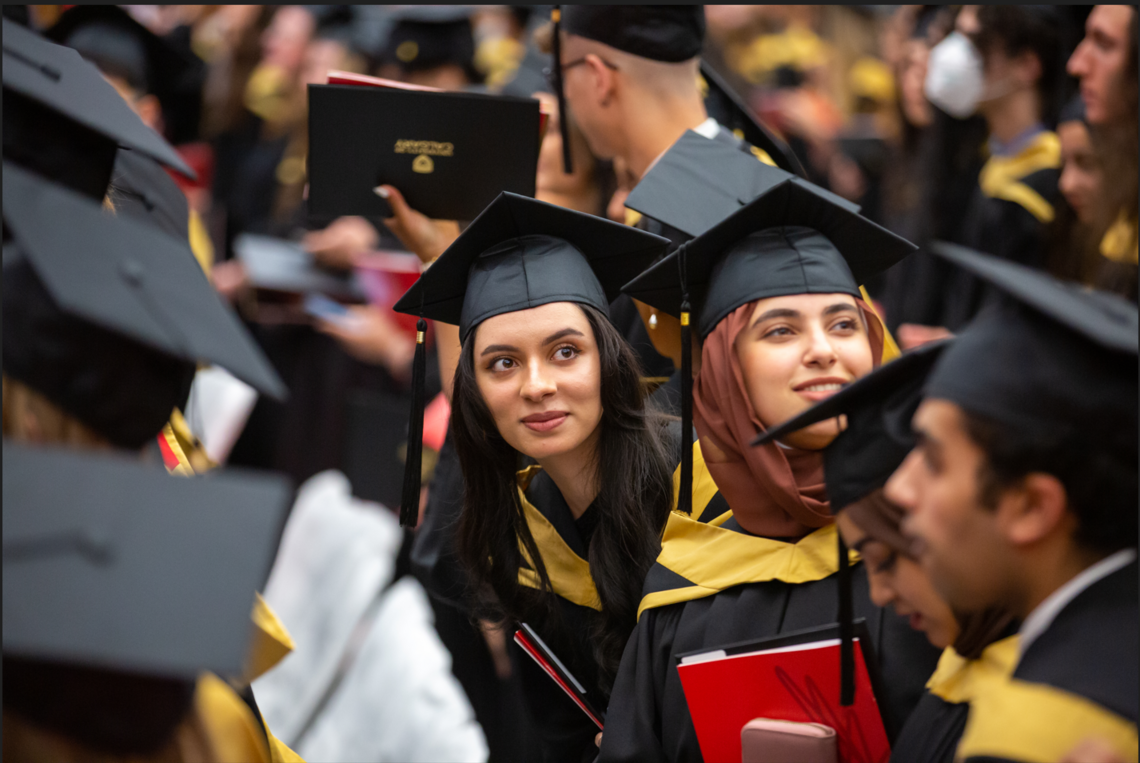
left=542, top=56, right=619, bottom=89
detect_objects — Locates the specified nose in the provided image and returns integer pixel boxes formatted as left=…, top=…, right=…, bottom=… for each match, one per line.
left=520, top=358, right=556, bottom=402
left=885, top=450, right=921, bottom=513
left=802, top=324, right=839, bottom=369
left=866, top=569, right=896, bottom=609
left=1067, top=41, right=1089, bottom=77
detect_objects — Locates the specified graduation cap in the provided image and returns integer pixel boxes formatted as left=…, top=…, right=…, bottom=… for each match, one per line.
left=2, top=18, right=194, bottom=203
left=392, top=191, right=670, bottom=526
left=751, top=340, right=952, bottom=708
left=699, top=61, right=805, bottom=176
left=625, top=129, right=857, bottom=240
left=382, top=5, right=478, bottom=81
left=3, top=442, right=292, bottom=752
left=2, top=163, right=286, bottom=449
left=549, top=5, right=706, bottom=174
left=925, top=242, right=1138, bottom=447
left=624, top=177, right=915, bottom=515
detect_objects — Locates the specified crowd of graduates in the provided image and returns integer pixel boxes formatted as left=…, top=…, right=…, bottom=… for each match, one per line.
left=3, top=5, right=1138, bottom=763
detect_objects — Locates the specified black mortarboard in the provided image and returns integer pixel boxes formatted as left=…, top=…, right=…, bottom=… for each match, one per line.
left=699, top=61, right=806, bottom=176
left=3, top=163, right=286, bottom=448
left=109, top=148, right=191, bottom=242
left=395, top=191, right=671, bottom=342
left=561, top=5, right=705, bottom=62
left=623, top=177, right=915, bottom=338
left=925, top=243, right=1138, bottom=447
left=382, top=5, right=477, bottom=80
left=750, top=340, right=951, bottom=709
left=3, top=443, right=291, bottom=749
left=391, top=191, right=669, bottom=526
left=2, top=18, right=194, bottom=202
left=753, top=340, right=952, bottom=512
left=626, top=129, right=855, bottom=240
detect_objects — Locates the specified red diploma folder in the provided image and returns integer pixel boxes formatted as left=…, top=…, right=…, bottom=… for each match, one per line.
left=514, top=623, right=604, bottom=730
left=676, top=621, right=890, bottom=763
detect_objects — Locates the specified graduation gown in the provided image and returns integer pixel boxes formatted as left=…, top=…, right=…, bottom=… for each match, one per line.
left=942, top=131, right=1062, bottom=331
left=514, top=466, right=610, bottom=763
left=890, top=635, right=1019, bottom=763
left=955, top=558, right=1139, bottom=763
left=597, top=442, right=942, bottom=763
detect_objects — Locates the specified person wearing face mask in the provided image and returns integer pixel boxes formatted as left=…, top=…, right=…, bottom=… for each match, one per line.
left=598, top=177, right=942, bottom=763
left=758, top=342, right=1019, bottom=763
left=393, top=193, right=677, bottom=763
left=923, top=6, right=1065, bottom=332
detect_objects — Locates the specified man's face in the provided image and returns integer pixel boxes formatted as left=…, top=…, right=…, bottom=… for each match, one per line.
left=1068, top=5, right=1135, bottom=125
left=557, top=34, right=618, bottom=160
left=885, top=399, right=1015, bottom=613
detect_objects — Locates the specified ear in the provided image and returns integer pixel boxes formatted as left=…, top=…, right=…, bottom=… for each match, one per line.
left=998, top=472, right=1070, bottom=547
left=585, top=53, right=617, bottom=106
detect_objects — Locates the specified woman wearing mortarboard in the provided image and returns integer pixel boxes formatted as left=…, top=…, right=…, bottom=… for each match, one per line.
left=598, top=177, right=942, bottom=762
left=758, top=341, right=1019, bottom=763
left=393, top=192, right=677, bottom=763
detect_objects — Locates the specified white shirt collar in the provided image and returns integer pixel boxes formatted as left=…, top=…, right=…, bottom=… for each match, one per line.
left=1018, top=547, right=1137, bottom=658
left=642, top=118, right=722, bottom=176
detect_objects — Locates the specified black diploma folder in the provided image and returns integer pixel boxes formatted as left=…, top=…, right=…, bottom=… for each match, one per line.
left=308, top=79, right=541, bottom=223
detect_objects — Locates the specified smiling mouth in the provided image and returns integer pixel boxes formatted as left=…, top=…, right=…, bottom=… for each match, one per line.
left=800, top=383, right=844, bottom=393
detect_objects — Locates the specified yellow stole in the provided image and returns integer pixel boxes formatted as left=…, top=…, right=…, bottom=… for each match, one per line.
left=925, top=635, right=1019, bottom=705
left=978, top=131, right=1062, bottom=224
left=515, top=466, right=603, bottom=611
left=638, top=441, right=858, bottom=620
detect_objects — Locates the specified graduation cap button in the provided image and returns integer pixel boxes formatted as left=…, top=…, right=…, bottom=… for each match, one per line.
left=120, top=259, right=144, bottom=286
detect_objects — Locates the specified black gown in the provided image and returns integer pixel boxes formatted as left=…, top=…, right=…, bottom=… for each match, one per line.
left=597, top=446, right=942, bottom=763
left=890, top=633, right=1020, bottom=763
left=955, top=557, right=1138, bottom=762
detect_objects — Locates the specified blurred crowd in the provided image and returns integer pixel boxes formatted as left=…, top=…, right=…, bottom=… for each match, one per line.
left=3, top=5, right=1137, bottom=762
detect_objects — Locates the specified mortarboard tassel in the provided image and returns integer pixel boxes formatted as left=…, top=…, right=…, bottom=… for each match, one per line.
left=837, top=530, right=855, bottom=706
left=551, top=6, right=574, bottom=175
left=678, top=243, right=693, bottom=515
left=400, top=317, right=428, bottom=528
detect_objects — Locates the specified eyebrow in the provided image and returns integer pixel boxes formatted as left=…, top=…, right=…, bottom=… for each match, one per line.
left=750, top=302, right=859, bottom=330
left=913, top=428, right=941, bottom=456
left=478, top=327, right=585, bottom=357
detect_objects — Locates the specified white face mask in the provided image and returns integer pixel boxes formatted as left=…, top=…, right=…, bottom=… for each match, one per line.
left=924, top=32, right=984, bottom=119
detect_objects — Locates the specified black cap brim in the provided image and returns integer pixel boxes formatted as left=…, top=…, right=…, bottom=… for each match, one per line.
left=3, top=443, right=293, bottom=680
left=3, top=163, right=286, bottom=400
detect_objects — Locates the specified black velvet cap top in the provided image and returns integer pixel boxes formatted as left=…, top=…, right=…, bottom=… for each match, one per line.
left=382, top=5, right=476, bottom=74
left=625, top=129, right=855, bottom=239
left=753, top=340, right=952, bottom=512
left=622, top=177, right=916, bottom=338
left=2, top=163, right=286, bottom=448
left=561, top=5, right=705, bottom=62
left=2, top=442, right=292, bottom=680
left=393, top=192, right=670, bottom=342
left=2, top=17, right=194, bottom=201
left=925, top=242, right=1138, bottom=448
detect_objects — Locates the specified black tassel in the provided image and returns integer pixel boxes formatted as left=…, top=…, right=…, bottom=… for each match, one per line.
left=678, top=244, right=693, bottom=515
left=551, top=6, right=574, bottom=175
left=400, top=318, right=428, bottom=528
left=837, top=530, right=855, bottom=706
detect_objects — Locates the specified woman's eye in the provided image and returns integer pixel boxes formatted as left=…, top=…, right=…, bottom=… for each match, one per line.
left=490, top=357, right=515, bottom=372
left=553, top=345, right=580, bottom=361
left=832, top=318, right=859, bottom=332
left=762, top=326, right=793, bottom=339
left=874, top=553, right=899, bottom=574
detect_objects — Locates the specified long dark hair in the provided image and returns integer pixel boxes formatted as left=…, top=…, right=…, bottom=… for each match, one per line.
left=450, top=303, right=674, bottom=693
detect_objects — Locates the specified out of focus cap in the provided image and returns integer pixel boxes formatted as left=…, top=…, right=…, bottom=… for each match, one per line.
left=2, top=163, right=287, bottom=409
left=623, top=177, right=915, bottom=337
left=394, top=192, right=669, bottom=341
left=754, top=340, right=951, bottom=512
left=699, top=61, right=805, bottom=176
left=926, top=242, right=1138, bottom=447
left=2, top=18, right=194, bottom=200
left=561, top=6, right=705, bottom=62
left=3, top=443, right=292, bottom=680
left=383, top=5, right=477, bottom=78
left=626, top=129, right=855, bottom=239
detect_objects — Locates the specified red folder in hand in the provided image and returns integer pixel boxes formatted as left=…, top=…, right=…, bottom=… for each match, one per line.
left=676, top=621, right=890, bottom=763
left=514, top=623, right=604, bottom=730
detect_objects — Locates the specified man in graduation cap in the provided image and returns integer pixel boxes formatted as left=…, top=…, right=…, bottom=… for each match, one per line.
left=2, top=164, right=304, bottom=761
left=599, top=177, right=940, bottom=763
left=3, top=443, right=293, bottom=763
left=885, top=244, right=1139, bottom=762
